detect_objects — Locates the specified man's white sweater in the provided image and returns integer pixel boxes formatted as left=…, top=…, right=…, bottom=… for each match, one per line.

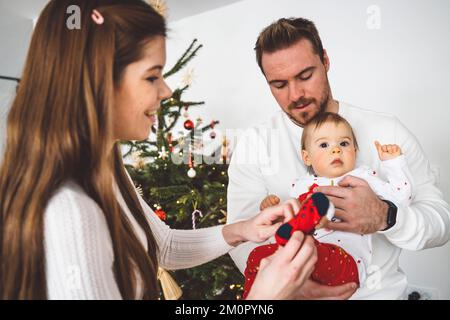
left=227, top=102, right=450, bottom=299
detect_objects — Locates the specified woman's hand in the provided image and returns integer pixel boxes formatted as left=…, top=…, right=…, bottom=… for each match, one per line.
left=223, top=199, right=300, bottom=246
left=246, top=231, right=317, bottom=300
left=245, top=198, right=301, bottom=243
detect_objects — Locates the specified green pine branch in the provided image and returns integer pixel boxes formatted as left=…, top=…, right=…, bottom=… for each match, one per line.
left=163, top=39, right=203, bottom=78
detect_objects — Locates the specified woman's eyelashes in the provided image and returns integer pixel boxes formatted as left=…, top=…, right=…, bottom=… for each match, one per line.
left=146, top=76, right=159, bottom=83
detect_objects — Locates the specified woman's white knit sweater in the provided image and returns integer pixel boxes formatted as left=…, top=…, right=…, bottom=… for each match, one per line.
left=43, top=178, right=233, bottom=299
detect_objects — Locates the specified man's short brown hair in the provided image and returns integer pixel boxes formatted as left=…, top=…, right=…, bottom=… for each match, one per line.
left=254, top=17, right=325, bottom=74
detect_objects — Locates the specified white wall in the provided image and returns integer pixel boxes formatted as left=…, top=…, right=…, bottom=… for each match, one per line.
left=165, top=0, right=450, bottom=298
left=0, top=13, right=33, bottom=155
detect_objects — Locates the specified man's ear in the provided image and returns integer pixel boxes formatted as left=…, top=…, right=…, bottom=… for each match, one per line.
left=302, top=149, right=312, bottom=166
left=323, top=49, right=330, bottom=72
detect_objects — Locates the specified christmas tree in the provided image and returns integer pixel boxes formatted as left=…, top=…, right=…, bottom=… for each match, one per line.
left=122, top=39, right=244, bottom=300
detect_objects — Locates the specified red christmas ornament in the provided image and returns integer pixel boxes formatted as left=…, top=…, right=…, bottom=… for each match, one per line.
left=155, top=208, right=167, bottom=221
left=184, top=119, right=194, bottom=130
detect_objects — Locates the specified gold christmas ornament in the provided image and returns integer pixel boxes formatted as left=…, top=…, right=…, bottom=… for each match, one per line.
left=148, top=0, right=168, bottom=18
left=158, top=267, right=182, bottom=300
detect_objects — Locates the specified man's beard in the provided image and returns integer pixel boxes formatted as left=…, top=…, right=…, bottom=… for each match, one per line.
left=299, top=97, right=328, bottom=123
left=287, top=89, right=330, bottom=127
left=287, top=93, right=330, bottom=127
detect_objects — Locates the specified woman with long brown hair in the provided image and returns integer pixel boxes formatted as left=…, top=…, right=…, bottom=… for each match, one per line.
left=0, top=0, right=317, bottom=299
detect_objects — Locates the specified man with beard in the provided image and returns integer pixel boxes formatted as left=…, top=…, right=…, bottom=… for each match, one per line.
left=226, top=17, right=450, bottom=299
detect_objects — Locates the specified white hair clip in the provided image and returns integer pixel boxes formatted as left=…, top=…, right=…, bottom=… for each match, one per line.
left=91, top=9, right=104, bottom=25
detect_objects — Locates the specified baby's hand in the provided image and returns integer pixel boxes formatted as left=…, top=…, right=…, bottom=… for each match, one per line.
left=260, top=194, right=280, bottom=210
left=375, top=141, right=402, bottom=161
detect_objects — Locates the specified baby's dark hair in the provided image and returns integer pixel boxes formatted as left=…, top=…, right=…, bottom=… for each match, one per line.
left=301, top=112, right=359, bottom=174
left=301, top=112, right=359, bottom=150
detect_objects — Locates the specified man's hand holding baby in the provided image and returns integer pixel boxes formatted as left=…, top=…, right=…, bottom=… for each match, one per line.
left=315, top=176, right=389, bottom=234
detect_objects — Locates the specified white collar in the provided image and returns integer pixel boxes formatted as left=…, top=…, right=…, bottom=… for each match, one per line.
left=310, top=166, right=368, bottom=186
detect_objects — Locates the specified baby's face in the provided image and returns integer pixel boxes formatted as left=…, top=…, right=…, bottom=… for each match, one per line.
left=302, top=122, right=357, bottom=178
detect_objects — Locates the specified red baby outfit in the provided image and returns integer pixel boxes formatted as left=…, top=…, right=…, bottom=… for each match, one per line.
left=243, top=186, right=359, bottom=299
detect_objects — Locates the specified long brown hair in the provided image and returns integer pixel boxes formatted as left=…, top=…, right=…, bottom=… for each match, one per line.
left=0, top=0, right=165, bottom=299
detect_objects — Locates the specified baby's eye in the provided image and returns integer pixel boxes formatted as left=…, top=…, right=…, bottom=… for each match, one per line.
left=319, top=142, right=328, bottom=148
left=340, top=141, right=350, bottom=147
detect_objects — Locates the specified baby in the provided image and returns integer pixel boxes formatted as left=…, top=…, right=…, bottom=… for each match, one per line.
left=243, top=112, right=413, bottom=299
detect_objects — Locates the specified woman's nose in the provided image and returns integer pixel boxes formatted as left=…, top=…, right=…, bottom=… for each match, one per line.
left=160, top=80, right=173, bottom=101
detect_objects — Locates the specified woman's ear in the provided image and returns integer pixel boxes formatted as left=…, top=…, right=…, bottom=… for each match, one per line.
left=301, top=149, right=312, bottom=166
